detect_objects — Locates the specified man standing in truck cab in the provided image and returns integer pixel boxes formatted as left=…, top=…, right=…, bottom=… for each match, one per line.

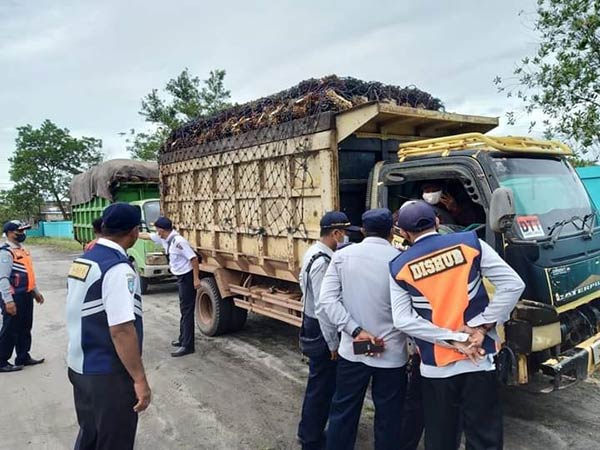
left=298, top=211, right=360, bottom=450
left=139, top=217, right=200, bottom=357
left=0, top=220, right=45, bottom=373
left=390, top=201, right=525, bottom=450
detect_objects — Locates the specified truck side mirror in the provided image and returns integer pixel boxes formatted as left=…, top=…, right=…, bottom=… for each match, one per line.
left=489, top=187, right=516, bottom=233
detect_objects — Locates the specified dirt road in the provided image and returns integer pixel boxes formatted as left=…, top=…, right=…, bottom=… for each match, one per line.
left=0, top=246, right=599, bottom=449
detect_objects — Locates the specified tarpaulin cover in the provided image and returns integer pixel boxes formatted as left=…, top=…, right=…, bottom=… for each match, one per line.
left=70, top=159, right=159, bottom=206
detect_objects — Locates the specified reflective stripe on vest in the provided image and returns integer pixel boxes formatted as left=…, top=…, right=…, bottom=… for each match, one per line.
left=390, top=232, right=496, bottom=367
left=1, top=245, right=36, bottom=294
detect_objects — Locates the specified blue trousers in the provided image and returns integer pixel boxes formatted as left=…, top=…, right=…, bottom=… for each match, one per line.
left=298, top=351, right=338, bottom=450
left=326, top=358, right=407, bottom=450
left=0, top=292, right=34, bottom=366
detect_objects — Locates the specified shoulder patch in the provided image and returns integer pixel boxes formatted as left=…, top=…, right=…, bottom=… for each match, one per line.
left=176, top=243, right=183, bottom=250
left=68, top=261, right=92, bottom=281
left=126, top=273, right=136, bottom=294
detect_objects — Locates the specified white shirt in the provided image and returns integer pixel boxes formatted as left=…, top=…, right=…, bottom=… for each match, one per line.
left=390, top=232, right=525, bottom=378
left=299, top=241, right=339, bottom=351
left=318, top=237, right=408, bottom=368
left=97, top=238, right=142, bottom=326
left=150, top=230, right=197, bottom=276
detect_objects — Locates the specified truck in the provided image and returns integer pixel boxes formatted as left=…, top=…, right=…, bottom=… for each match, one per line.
left=70, top=159, right=171, bottom=294
left=158, top=78, right=600, bottom=390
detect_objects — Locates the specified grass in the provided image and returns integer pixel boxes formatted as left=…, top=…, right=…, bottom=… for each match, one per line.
left=26, top=237, right=83, bottom=252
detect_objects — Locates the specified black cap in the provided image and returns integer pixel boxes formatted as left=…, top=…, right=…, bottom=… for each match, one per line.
left=320, top=211, right=360, bottom=232
left=102, top=203, right=141, bottom=232
left=3, top=220, right=31, bottom=233
left=396, top=201, right=436, bottom=232
left=362, top=208, right=393, bottom=233
left=154, top=216, right=173, bottom=230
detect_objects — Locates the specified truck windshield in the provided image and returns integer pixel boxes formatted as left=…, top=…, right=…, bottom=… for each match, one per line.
left=491, top=156, right=595, bottom=239
left=143, top=201, right=161, bottom=230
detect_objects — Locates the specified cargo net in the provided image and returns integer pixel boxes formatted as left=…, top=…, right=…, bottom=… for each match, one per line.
left=161, top=75, right=444, bottom=153
left=165, top=76, right=442, bottom=237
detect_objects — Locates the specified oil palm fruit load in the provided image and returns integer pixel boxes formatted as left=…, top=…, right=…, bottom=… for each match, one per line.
left=161, top=74, right=443, bottom=154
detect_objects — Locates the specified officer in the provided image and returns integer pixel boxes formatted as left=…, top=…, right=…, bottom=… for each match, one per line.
left=317, top=208, right=410, bottom=450
left=389, top=201, right=525, bottom=450
left=84, top=217, right=103, bottom=252
left=297, top=211, right=360, bottom=450
left=66, top=203, right=151, bottom=450
left=0, top=220, right=45, bottom=373
left=139, top=216, right=200, bottom=357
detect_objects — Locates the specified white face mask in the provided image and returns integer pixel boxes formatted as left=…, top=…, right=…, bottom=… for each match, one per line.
left=422, top=190, right=442, bottom=205
left=342, top=235, right=350, bottom=244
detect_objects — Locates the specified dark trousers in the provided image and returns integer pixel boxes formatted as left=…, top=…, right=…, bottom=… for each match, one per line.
left=326, top=358, right=407, bottom=450
left=68, top=369, right=138, bottom=450
left=177, top=271, right=196, bottom=350
left=421, top=370, right=503, bottom=450
left=0, top=291, right=34, bottom=366
left=399, top=354, right=425, bottom=450
left=298, top=351, right=338, bottom=450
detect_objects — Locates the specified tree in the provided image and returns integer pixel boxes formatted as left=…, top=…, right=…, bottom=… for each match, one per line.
left=0, top=189, right=42, bottom=225
left=495, top=0, right=600, bottom=158
left=9, top=120, right=103, bottom=219
left=127, top=68, right=232, bottom=161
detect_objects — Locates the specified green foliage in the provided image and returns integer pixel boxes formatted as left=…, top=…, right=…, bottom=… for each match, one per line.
left=9, top=120, right=103, bottom=219
left=495, top=0, right=600, bottom=159
left=128, top=68, right=231, bottom=161
left=0, top=188, right=43, bottom=225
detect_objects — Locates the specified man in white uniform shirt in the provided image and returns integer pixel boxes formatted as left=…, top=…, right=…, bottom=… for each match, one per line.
left=317, top=208, right=409, bottom=450
left=140, top=217, right=200, bottom=357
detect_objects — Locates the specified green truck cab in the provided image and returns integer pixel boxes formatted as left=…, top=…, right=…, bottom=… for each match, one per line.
left=374, top=133, right=600, bottom=390
left=70, top=159, right=171, bottom=294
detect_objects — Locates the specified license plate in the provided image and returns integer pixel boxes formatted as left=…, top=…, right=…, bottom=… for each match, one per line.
left=592, top=340, right=600, bottom=365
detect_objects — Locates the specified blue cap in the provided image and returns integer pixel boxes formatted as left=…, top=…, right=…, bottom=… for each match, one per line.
left=396, top=201, right=436, bottom=232
left=154, top=216, right=173, bottom=230
left=320, top=211, right=360, bottom=232
left=102, top=203, right=141, bottom=232
left=3, top=220, right=31, bottom=233
left=362, top=208, right=393, bottom=233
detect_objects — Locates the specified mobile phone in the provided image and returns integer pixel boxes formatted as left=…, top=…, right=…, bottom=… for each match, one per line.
left=353, top=340, right=384, bottom=355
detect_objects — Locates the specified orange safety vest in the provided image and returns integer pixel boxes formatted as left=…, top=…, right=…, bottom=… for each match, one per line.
left=389, top=232, right=496, bottom=367
left=1, top=245, right=36, bottom=294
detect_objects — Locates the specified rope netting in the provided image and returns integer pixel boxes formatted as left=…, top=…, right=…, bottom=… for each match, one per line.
left=162, top=75, right=442, bottom=239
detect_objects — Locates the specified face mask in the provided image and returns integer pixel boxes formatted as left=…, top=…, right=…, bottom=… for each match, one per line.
left=15, top=233, right=26, bottom=243
left=422, top=190, right=442, bottom=205
left=342, top=235, right=350, bottom=244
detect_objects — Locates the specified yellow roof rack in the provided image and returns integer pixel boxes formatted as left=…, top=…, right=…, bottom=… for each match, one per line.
left=398, top=132, right=573, bottom=161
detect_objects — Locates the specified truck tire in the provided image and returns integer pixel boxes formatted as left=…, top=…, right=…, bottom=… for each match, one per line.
left=228, top=302, right=248, bottom=332
left=196, top=277, right=231, bottom=336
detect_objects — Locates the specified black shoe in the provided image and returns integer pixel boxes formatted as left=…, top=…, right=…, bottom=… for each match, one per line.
left=0, top=363, right=23, bottom=373
left=20, top=357, right=45, bottom=366
left=171, top=347, right=194, bottom=357
left=171, top=340, right=182, bottom=347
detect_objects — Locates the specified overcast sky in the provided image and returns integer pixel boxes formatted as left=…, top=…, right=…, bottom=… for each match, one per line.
left=0, top=0, right=540, bottom=188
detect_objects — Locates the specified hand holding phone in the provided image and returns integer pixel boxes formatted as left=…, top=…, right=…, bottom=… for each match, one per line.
left=353, top=329, right=385, bottom=356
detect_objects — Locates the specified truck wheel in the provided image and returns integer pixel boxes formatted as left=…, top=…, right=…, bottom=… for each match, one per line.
left=140, top=276, right=149, bottom=295
left=228, top=301, right=248, bottom=332
left=196, top=278, right=231, bottom=336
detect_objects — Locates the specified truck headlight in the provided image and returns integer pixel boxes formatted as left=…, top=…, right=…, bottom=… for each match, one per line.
left=146, top=254, right=168, bottom=265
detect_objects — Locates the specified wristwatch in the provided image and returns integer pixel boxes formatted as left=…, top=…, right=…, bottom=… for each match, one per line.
left=351, top=327, right=363, bottom=338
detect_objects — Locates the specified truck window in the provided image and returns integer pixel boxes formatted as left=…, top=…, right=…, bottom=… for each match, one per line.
left=143, top=200, right=161, bottom=230
left=491, top=156, right=594, bottom=238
